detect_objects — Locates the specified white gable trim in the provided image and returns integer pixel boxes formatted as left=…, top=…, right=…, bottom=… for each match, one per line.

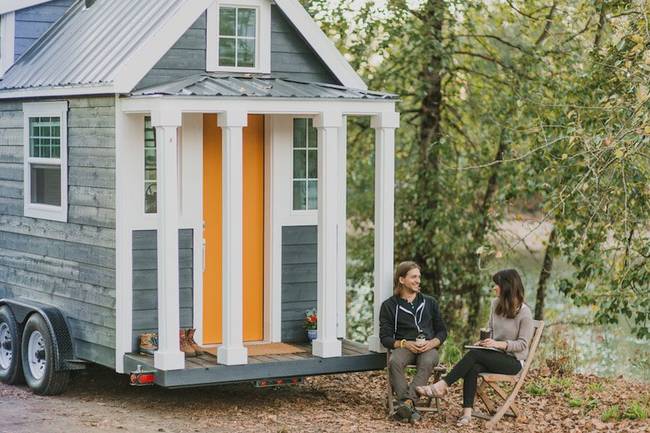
left=0, top=0, right=51, bottom=15
left=112, top=0, right=215, bottom=94
left=274, top=0, right=367, bottom=90
left=0, top=12, right=16, bottom=78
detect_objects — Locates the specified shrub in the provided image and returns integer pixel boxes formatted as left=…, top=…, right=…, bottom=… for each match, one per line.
left=440, top=335, right=463, bottom=365
left=601, top=405, right=621, bottom=422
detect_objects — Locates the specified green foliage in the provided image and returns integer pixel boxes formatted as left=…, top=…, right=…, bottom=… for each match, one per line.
left=439, top=335, right=463, bottom=365
left=587, top=382, right=604, bottom=393
left=601, top=405, right=621, bottom=422
left=526, top=382, right=548, bottom=396
left=622, top=401, right=648, bottom=420
left=549, top=376, right=574, bottom=389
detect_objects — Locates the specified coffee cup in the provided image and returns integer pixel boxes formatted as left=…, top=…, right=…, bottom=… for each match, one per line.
left=480, top=328, right=491, bottom=341
left=415, top=334, right=426, bottom=345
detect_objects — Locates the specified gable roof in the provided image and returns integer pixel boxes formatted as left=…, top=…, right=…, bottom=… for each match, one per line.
left=132, top=74, right=394, bottom=99
left=0, top=0, right=367, bottom=98
left=0, top=0, right=52, bottom=15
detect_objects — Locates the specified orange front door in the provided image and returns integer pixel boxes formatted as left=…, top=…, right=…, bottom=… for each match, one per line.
left=203, top=114, right=265, bottom=344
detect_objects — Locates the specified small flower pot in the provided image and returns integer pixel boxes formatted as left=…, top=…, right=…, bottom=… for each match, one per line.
left=306, top=329, right=317, bottom=342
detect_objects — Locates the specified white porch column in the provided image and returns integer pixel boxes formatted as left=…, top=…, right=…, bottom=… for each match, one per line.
left=368, top=111, right=399, bottom=353
left=336, top=117, right=347, bottom=339
left=217, top=111, right=248, bottom=365
left=152, top=109, right=185, bottom=371
left=313, top=112, right=343, bottom=358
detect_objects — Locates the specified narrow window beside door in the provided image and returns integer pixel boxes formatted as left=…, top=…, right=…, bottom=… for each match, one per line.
left=292, top=118, right=318, bottom=211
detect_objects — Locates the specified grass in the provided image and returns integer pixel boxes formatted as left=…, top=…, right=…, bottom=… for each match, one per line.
left=568, top=396, right=583, bottom=408
left=525, top=382, right=548, bottom=396
left=601, top=405, right=621, bottom=422
left=622, top=401, right=648, bottom=420
left=587, top=382, right=604, bottom=393
left=549, top=376, right=574, bottom=388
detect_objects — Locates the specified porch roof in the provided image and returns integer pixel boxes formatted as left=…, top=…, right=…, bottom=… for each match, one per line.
left=130, top=74, right=397, bottom=100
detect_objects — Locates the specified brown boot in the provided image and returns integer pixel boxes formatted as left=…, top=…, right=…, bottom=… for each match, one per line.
left=179, top=329, right=197, bottom=357
left=186, top=328, right=205, bottom=355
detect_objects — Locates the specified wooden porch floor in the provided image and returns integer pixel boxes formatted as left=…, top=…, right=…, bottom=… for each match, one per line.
left=123, top=339, right=386, bottom=388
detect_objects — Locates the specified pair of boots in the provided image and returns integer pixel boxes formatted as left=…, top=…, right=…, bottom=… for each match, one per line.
left=180, top=328, right=205, bottom=357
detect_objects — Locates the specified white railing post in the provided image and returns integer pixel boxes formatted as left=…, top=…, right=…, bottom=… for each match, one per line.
left=312, top=111, right=343, bottom=358
left=368, top=111, right=399, bottom=353
left=216, top=111, right=248, bottom=365
left=152, top=108, right=185, bottom=371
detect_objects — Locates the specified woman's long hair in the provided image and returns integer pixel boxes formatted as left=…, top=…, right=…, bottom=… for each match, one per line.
left=393, top=261, right=421, bottom=296
left=492, top=269, right=525, bottom=319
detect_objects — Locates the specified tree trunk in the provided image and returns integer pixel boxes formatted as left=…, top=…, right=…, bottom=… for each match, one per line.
left=535, top=227, right=557, bottom=320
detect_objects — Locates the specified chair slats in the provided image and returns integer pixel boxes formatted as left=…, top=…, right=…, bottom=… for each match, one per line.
left=479, top=373, right=519, bottom=383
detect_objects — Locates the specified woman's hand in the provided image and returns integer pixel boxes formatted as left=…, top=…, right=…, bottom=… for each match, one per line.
left=479, top=338, right=507, bottom=350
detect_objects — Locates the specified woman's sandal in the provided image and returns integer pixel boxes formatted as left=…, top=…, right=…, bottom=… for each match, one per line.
left=415, top=383, right=445, bottom=398
left=456, top=415, right=472, bottom=427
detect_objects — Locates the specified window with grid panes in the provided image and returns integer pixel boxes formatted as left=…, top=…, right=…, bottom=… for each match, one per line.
left=218, top=6, right=256, bottom=67
left=292, top=118, right=318, bottom=210
left=144, top=116, right=157, bottom=214
left=29, top=117, right=62, bottom=206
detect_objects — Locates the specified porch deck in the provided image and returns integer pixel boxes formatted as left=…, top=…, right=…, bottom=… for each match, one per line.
left=123, top=339, right=386, bottom=388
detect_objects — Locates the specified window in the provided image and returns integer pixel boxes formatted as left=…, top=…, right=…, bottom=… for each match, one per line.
left=292, top=118, right=318, bottom=211
left=206, top=0, right=271, bottom=73
left=0, top=13, right=15, bottom=77
left=23, top=101, right=68, bottom=222
left=144, top=116, right=157, bottom=214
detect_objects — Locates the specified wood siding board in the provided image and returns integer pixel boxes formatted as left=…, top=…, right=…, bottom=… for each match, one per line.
left=67, top=317, right=116, bottom=348
left=0, top=146, right=23, bottom=164
left=68, top=205, right=116, bottom=228
left=0, top=181, right=22, bottom=200
left=0, top=163, right=23, bottom=182
left=73, top=339, right=115, bottom=369
left=0, top=197, right=22, bottom=217
left=68, top=167, right=115, bottom=189
left=68, top=147, right=116, bottom=169
left=282, top=244, right=317, bottom=265
left=14, top=1, right=75, bottom=59
left=68, top=186, right=115, bottom=210
left=68, top=128, right=115, bottom=147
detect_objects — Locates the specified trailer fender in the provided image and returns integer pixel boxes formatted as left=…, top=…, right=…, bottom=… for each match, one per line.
left=0, top=298, right=82, bottom=371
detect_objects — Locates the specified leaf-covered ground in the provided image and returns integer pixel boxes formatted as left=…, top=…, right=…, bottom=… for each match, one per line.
left=0, top=365, right=648, bottom=433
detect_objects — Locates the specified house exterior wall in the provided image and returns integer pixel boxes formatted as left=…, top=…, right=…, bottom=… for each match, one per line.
left=281, top=225, right=317, bottom=342
left=14, top=0, right=74, bottom=61
left=131, top=229, right=194, bottom=350
left=0, top=96, right=117, bottom=368
left=135, top=5, right=338, bottom=90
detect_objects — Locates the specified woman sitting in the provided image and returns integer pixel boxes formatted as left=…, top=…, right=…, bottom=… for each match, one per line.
left=416, top=269, right=534, bottom=427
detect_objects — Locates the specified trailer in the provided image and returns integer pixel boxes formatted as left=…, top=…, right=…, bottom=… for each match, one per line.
left=0, top=0, right=398, bottom=394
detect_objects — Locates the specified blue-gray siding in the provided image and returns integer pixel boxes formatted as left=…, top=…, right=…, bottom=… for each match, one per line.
left=0, top=96, right=116, bottom=368
left=131, top=229, right=194, bottom=351
left=14, top=0, right=75, bottom=61
left=281, top=225, right=317, bottom=342
left=135, top=5, right=338, bottom=89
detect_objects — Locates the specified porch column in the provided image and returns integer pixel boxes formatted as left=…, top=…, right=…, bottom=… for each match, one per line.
left=152, top=109, right=185, bottom=371
left=368, top=111, right=399, bottom=353
left=313, top=112, right=343, bottom=358
left=217, top=111, right=248, bottom=365
left=336, top=117, right=347, bottom=339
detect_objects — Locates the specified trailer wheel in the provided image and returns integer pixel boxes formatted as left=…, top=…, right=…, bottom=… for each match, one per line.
left=0, top=306, right=23, bottom=384
left=21, top=314, right=69, bottom=395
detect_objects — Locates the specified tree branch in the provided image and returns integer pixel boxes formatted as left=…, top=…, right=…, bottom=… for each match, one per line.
left=535, top=1, right=557, bottom=46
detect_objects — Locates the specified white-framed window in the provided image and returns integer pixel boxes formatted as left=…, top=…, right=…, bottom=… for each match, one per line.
left=292, top=118, right=318, bottom=211
left=23, top=101, right=68, bottom=222
left=0, top=12, right=16, bottom=77
left=144, top=116, right=157, bottom=214
left=206, top=0, right=271, bottom=73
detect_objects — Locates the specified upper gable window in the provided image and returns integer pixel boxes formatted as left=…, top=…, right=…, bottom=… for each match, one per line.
left=206, top=0, right=271, bottom=73
left=0, top=12, right=16, bottom=77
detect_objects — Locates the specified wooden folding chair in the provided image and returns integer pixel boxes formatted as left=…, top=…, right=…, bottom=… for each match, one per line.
left=386, top=351, right=447, bottom=419
left=474, top=320, right=545, bottom=428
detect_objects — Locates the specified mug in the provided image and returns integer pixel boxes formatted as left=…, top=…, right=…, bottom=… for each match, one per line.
left=480, top=328, right=492, bottom=341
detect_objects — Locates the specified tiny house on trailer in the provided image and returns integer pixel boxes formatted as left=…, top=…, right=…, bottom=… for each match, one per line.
left=0, top=0, right=399, bottom=394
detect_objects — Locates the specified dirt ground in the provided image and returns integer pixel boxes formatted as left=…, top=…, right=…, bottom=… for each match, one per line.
left=0, top=365, right=648, bottom=433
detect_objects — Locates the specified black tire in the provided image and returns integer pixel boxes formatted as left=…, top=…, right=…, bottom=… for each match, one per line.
left=0, top=305, right=24, bottom=384
left=21, top=313, right=69, bottom=395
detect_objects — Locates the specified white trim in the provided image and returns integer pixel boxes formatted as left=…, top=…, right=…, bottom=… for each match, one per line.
left=0, top=0, right=50, bottom=15
left=336, top=116, right=347, bottom=339
left=0, top=12, right=16, bottom=78
left=206, top=0, right=271, bottom=74
left=274, top=0, right=367, bottom=90
left=263, top=115, right=278, bottom=341
left=112, top=0, right=214, bottom=93
left=0, top=84, right=114, bottom=100
left=22, top=100, right=68, bottom=223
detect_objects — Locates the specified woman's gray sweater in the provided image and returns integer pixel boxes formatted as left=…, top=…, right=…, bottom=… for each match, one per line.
left=488, top=299, right=535, bottom=361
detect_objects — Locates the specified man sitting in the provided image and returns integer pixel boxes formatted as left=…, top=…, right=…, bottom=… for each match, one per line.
left=380, top=261, right=447, bottom=423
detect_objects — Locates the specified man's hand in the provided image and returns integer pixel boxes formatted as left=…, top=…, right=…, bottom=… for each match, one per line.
left=403, top=341, right=421, bottom=354
left=415, top=338, right=440, bottom=353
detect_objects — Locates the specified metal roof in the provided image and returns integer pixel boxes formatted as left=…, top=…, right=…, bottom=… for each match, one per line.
left=0, top=0, right=184, bottom=91
left=131, top=74, right=397, bottom=99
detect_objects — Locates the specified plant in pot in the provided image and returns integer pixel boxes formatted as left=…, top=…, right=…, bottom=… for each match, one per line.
left=304, top=308, right=317, bottom=342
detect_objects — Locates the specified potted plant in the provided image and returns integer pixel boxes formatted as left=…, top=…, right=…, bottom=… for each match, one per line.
left=304, top=308, right=317, bottom=341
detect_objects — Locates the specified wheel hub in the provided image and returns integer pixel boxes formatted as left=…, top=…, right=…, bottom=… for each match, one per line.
left=0, top=323, right=12, bottom=370
left=28, top=331, right=46, bottom=380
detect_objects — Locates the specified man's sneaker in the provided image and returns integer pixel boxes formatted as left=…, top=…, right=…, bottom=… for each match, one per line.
left=179, top=329, right=197, bottom=357
left=395, top=399, right=415, bottom=421
left=409, top=409, right=422, bottom=424
left=186, top=328, right=205, bottom=355
left=138, top=332, right=158, bottom=355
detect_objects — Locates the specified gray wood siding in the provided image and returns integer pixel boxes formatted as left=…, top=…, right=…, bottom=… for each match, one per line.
left=0, top=96, right=116, bottom=369
left=281, top=225, right=317, bottom=342
left=14, top=0, right=75, bottom=61
left=135, top=5, right=339, bottom=89
left=131, top=229, right=194, bottom=351
left=270, top=6, right=338, bottom=84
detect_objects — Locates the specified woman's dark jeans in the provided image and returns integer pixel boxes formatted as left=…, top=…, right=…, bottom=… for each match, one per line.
left=444, top=349, right=522, bottom=408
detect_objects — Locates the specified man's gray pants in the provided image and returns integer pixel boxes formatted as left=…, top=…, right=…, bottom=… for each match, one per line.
left=388, top=348, right=440, bottom=402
